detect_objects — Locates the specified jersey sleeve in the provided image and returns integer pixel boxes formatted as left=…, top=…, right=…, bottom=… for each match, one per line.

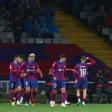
left=51, top=61, right=57, bottom=77
left=86, top=57, right=96, bottom=67
left=20, top=62, right=25, bottom=73
left=9, top=63, right=14, bottom=74
left=74, top=65, right=77, bottom=80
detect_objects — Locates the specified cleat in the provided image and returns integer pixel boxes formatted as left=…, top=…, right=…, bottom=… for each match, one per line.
left=31, top=103, right=35, bottom=107
left=20, top=97, right=23, bottom=104
left=50, top=101, right=57, bottom=107
left=82, top=102, right=86, bottom=106
left=61, top=103, right=66, bottom=107
left=11, top=101, right=16, bottom=106
left=16, top=100, right=21, bottom=106
left=65, top=101, right=70, bottom=105
left=77, top=101, right=81, bottom=106
left=25, top=103, right=29, bottom=107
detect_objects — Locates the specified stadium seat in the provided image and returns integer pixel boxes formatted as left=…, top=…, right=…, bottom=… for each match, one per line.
left=0, top=26, right=5, bottom=32
left=5, top=32, right=15, bottom=43
left=36, top=38, right=44, bottom=44
left=27, top=38, right=35, bottom=44
left=102, top=27, right=110, bottom=37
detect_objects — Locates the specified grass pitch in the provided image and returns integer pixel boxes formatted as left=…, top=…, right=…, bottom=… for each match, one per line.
left=0, top=103, right=111, bottom=112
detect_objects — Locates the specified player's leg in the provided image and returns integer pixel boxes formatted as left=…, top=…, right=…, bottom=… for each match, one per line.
left=24, top=80, right=30, bottom=106
left=30, top=80, right=38, bottom=106
left=64, top=89, right=70, bottom=105
left=50, top=80, right=57, bottom=107
left=76, top=81, right=81, bottom=105
left=45, top=85, right=52, bottom=103
left=82, top=88, right=87, bottom=105
left=9, top=82, right=16, bottom=106
left=15, top=80, right=22, bottom=105
left=19, top=79, right=25, bottom=104
left=82, top=80, right=88, bottom=106
left=16, top=86, right=22, bottom=105
left=60, top=80, right=67, bottom=107
left=61, top=87, right=67, bottom=107
left=76, top=89, right=81, bottom=105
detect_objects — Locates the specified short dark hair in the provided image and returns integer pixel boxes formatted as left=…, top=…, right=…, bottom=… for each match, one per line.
left=81, top=56, right=86, bottom=61
left=60, top=54, right=67, bottom=59
left=13, top=54, right=19, bottom=59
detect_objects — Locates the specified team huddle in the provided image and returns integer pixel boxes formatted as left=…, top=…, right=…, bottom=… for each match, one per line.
left=9, top=53, right=96, bottom=107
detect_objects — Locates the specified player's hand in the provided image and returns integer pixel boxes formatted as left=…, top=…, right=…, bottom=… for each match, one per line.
left=27, top=69, right=29, bottom=72
left=40, top=74, right=43, bottom=78
left=74, top=79, right=77, bottom=84
left=24, top=73, right=27, bottom=77
left=86, top=57, right=89, bottom=60
left=53, top=77, right=57, bottom=80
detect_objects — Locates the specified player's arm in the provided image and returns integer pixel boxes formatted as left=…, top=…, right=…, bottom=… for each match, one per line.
left=66, top=68, right=74, bottom=71
left=36, top=63, right=43, bottom=78
left=20, top=62, right=27, bottom=77
left=37, top=67, right=43, bottom=78
left=51, top=61, right=57, bottom=80
left=9, top=63, right=15, bottom=74
left=86, top=57, right=96, bottom=66
left=65, top=68, right=77, bottom=72
left=74, top=66, right=78, bottom=83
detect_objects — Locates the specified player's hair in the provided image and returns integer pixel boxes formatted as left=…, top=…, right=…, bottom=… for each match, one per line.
left=19, top=54, right=25, bottom=60
left=13, top=54, right=19, bottom=59
left=81, top=56, right=86, bottom=61
left=60, top=54, right=67, bottom=59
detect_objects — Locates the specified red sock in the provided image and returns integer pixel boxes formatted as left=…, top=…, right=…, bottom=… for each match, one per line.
left=25, top=92, right=30, bottom=103
left=16, top=91, right=21, bottom=101
left=30, top=91, right=35, bottom=104
left=22, top=89, right=25, bottom=97
left=61, top=93, right=66, bottom=103
left=83, top=97, right=87, bottom=102
left=10, top=90, right=15, bottom=102
left=77, top=96, right=80, bottom=100
left=50, top=89, right=56, bottom=101
left=65, top=92, right=67, bottom=101
left=33, top=90, right=37, bottom=98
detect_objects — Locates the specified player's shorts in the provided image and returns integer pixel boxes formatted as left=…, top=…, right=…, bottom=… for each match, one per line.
left=76, top=79, right=88, bottom=89
left=52, top=80, right=66, bottom=89
left=24, top=79, right=38, bottom=89
left=9, top=81, right=15, bottom=89
left=9, top=79, right=22, bottom=89
left=21, top=78, right=25, bottom=88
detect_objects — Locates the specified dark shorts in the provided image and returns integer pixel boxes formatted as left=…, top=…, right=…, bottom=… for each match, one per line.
left=9, top=79, right=22, bottom=89
left=76, top=79, right=88, bottom=89
left=52, top=80, right=66, bottom=89
left=24, top=79, right=38, bottom=89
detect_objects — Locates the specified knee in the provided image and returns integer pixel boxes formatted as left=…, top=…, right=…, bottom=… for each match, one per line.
left=61, top=88, right=66, bottom=93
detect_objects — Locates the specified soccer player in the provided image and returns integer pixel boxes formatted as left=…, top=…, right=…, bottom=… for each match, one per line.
left=9, top=55, right=23, bottom=106
left=21, top=53, right=43, bottom=106
left=74, top=56, right=96, bottom=106
left=50, top=54, right=70, bottom=107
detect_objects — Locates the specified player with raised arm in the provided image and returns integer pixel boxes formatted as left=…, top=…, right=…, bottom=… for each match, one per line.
left=74, top=56, right=96, bottom=106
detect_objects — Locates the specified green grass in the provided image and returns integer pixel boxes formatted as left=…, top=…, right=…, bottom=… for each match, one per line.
left=0, top=103, right=111, bottom=112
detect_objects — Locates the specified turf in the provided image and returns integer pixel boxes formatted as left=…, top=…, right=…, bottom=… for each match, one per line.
left=0, top=103, right=111, bottom=112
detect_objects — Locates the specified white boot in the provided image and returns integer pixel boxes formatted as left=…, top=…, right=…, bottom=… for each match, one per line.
left=50, top=101, right=57, bottom=107
left=82, top=101, right=86, bottom=106
left=65, top=100, right=70, bottom=105
left=11, top=101, right=15, bottom=106
left=16, top=100, right=21, bottom=106
left=20, top=97, right=23, bottom=104
left=61, top=103, right=66, bottom=107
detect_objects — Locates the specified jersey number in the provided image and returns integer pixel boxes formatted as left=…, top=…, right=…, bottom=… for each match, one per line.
left=80, top=68, right=87, bottom=77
